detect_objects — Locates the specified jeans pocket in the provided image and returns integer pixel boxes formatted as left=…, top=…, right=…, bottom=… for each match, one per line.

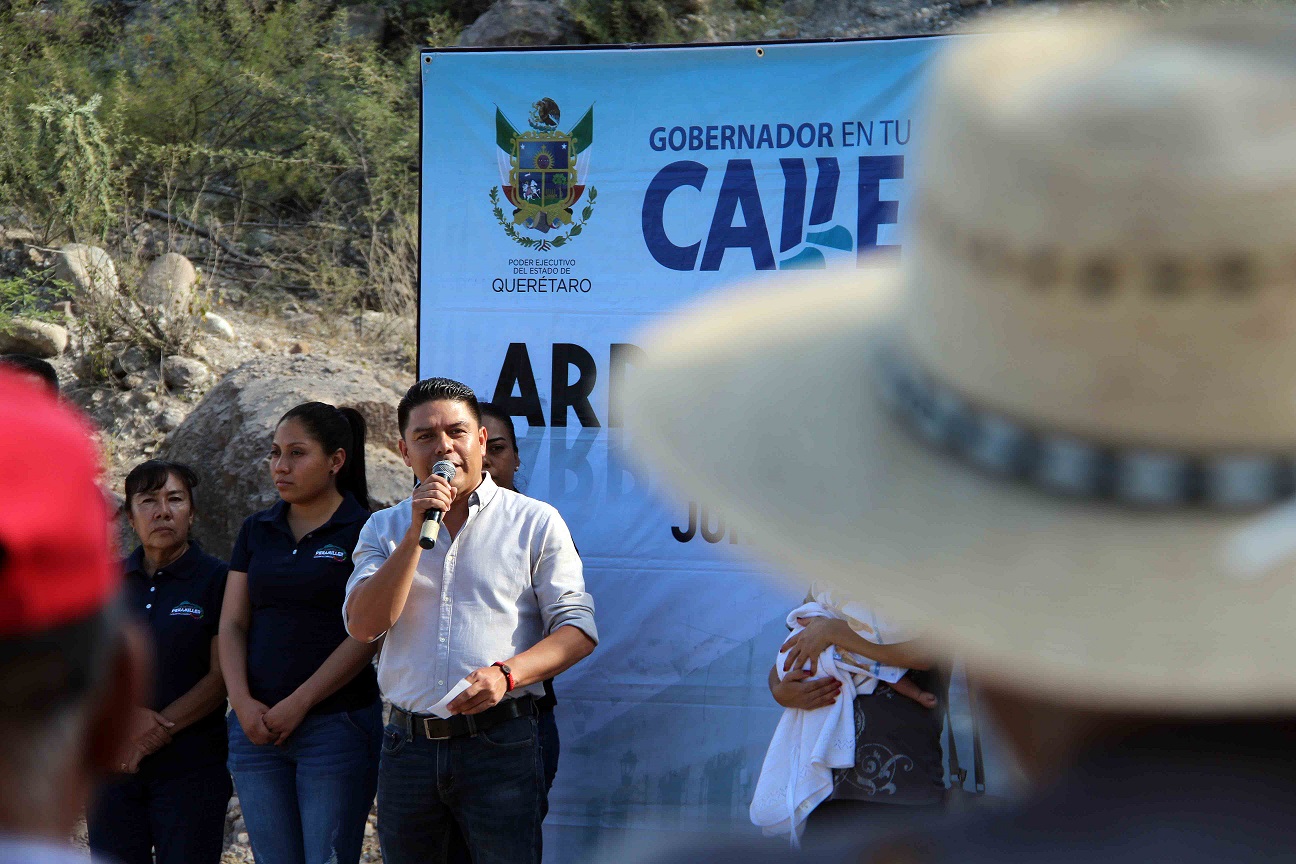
left=477, top=715, right=537, bottom=750
left=339, top=703, right=379, bottom=736
left=381, top=722, right=408, bottom=756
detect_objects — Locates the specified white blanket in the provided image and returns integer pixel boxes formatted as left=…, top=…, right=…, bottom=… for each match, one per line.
left=748, top=600, right=907, bottom=844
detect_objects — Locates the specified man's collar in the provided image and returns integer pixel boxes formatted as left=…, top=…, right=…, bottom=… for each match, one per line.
left=469, top=471, right=499, bottom=508
left=403, top=470, right=497, bottom=513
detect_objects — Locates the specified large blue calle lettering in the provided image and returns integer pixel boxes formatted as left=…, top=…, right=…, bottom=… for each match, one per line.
left=701, top=159, right=775, bottom=271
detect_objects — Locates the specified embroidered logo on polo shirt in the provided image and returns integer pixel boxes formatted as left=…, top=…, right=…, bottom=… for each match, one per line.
left=314, top=544, right=348, bottom=562
left=170, top=602, right=203, bottom=619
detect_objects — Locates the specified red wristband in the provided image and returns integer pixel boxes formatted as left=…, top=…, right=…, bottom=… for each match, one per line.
left=492, top=661, right=515, bottom=692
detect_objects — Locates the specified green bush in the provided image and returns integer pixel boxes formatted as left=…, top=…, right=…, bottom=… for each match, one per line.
left=0, top=0, right=458, bottom=328
left=0, top=0, right=116, bottom=242
left=0, top=276, right=61, bottom=335
left=27, top=92, right=122, bottom=241
left=571, top=0, right=707, bottom=43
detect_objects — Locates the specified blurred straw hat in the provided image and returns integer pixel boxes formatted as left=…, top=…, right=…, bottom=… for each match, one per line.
left=627, top=10, right=1296, bottom=710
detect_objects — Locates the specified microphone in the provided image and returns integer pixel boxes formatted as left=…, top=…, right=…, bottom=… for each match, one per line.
left=418, top=460, right=457, bottom=550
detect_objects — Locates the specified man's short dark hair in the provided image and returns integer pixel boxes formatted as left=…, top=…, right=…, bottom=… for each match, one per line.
left=123, top=460, right=200, bottom=515
left=398, top=378, right=481, bottom=435
left=0, top=355, right=58, bottom=394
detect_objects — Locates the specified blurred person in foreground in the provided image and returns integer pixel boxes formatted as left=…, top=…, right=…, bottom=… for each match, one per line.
left=0, top=370, right=149, bottom=863
left=626, top=9, right=1296, bottom=863
left=87, top=461, right=231, bottom=864
left=0, top=354, right=58, bottom=394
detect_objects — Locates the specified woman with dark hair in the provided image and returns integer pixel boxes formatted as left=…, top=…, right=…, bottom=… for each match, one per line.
left=480, top=401, right=523, bottom=493
left=219, top=402, right=382, bottom=864
left=88, top=460, right=232, bottom=864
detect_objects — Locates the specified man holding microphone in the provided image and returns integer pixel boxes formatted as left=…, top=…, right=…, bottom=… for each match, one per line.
left=343, top=377, right=597, bottom=864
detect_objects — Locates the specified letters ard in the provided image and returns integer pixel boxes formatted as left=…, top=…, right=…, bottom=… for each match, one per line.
left=486, top=341, right=740, bottom=544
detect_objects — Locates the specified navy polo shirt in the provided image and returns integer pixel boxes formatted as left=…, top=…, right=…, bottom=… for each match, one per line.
left=122, top=542, right=228, bottom=778
left=230, top=492, right=379, bottom=715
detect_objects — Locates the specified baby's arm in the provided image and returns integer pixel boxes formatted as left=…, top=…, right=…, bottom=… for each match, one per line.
left=889, top=674, right=938, bottom=709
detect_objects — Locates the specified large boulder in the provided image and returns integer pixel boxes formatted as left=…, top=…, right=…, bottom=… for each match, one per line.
left=0, top=317, right=69, bottom=357
left=158, top=356, right=410, bottom=556
left=459, top=0, right=581, bottom=47
left=138, top=252, right=197, bottom=314
left=53, top=243, right=118, bottom=306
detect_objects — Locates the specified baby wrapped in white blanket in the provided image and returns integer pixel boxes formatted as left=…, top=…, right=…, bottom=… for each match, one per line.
left=749, top=588, right=928, bottom=843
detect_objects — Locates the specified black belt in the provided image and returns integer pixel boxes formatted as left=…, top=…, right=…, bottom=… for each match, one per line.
left=392, top=695, right=537, bottom=741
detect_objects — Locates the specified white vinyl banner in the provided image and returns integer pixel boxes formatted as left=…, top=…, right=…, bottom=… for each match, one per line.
left=418, top=36, right=959, bottom=858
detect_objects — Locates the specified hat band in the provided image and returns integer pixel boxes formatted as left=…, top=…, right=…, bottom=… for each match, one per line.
left=916, top=197, right=1266, bottom=299
left=877, top=347, right=1295, bottom=510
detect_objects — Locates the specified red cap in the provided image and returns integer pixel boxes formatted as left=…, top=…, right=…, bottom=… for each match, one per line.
left=0, top=370, right=117, bottom=636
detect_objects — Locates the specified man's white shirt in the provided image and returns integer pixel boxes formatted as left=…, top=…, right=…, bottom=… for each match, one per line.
left=344, top=472, right=597, bottom=712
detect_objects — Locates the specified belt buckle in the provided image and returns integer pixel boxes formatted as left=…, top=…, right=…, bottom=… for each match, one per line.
left=421, top=717, right=453, bottom=740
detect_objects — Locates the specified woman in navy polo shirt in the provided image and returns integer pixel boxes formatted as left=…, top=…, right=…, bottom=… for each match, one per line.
left=219, top=402, right=382, bottom=864
left=88, top=460, right=231, bottom=864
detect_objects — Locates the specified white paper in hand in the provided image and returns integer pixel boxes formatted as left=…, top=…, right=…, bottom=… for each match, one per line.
left=427, top=677, right=472, bottom=719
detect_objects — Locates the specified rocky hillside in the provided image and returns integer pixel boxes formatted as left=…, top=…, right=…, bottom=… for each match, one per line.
left=457, top=0, right=1009, bottom=47
left=4, top=236, right=415, bottom=542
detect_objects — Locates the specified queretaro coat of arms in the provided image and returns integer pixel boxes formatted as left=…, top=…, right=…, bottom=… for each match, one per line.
left=491, top=98, right=597, bottom=251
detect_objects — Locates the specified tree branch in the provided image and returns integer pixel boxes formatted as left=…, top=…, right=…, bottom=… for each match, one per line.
left=143, top=208, right=262, bottom=265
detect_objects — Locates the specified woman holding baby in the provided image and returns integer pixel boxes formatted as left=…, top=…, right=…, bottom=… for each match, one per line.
left=769, top=592, right=948, bottom=845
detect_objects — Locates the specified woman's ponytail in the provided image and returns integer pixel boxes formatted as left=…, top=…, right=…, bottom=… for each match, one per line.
left=335, top=407, right=370, bottom=511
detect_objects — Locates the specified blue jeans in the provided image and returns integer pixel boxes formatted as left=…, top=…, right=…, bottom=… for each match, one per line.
left=444, top=706, right=560, bottom=864
left=377, top=712, right=546, bottom=864
left=88, top=763, right=231, bottom=864
left=227, top=702, right=381, bottom=864
left=539, top=707, right=560, bottom=791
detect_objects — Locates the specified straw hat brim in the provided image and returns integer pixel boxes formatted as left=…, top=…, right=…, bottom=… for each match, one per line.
left=626, top=264, right=1296, bottom=711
